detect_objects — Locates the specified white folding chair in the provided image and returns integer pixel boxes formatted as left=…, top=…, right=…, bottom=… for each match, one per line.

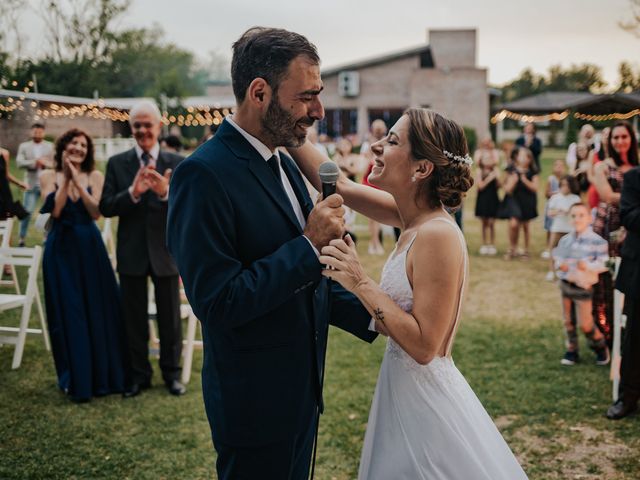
left=0, top=219, right=20, bottom=291
left=0, top=246, right=50, bottom=369
left=148, top=288, right=202, bottom=384
left=611, top=257, right=627, bottom=401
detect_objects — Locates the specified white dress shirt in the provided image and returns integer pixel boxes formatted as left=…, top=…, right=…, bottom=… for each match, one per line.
left=226, top=116, right=318, bottom=256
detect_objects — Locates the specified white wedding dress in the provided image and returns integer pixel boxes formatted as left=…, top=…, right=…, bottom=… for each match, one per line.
left=358, top=217, right=528, bottom=479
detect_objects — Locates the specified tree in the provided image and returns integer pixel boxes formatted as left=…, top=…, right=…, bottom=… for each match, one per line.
left=620, top=0, right=640, bottom=37
left=617, top=61, right=640, bottom=92
left=39, top=0, right=130, bottom=64
left=546, top=63, right=607, bottom=92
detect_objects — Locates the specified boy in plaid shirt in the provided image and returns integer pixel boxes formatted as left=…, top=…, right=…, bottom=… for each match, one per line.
left=553, top=202, right=610, bottom=365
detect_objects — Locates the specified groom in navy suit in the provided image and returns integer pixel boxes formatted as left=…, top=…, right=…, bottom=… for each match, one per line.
left=167, top=27, right=377, bottom=479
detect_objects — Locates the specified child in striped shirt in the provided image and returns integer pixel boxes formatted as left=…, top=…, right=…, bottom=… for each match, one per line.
left=553, top=202, right=610, bottom=366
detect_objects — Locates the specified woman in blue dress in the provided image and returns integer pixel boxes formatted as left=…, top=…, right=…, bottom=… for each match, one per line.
left=40, top=128, right=129, bottom=402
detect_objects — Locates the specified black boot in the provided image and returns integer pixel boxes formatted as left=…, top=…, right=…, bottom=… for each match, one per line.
left=606, top=396, right=638, bottom=420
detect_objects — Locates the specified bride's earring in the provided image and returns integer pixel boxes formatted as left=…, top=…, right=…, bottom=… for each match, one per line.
left=411, top=175, right=416, bottom=182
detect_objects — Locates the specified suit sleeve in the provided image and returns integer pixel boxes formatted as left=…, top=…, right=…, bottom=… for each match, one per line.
left=621, top=169, right=640, bottom=234
left=167, top=160, right=323, bottom=330
left=329, top=282, right=378, bottom=343
left=99, top=157, right=138, bottom=217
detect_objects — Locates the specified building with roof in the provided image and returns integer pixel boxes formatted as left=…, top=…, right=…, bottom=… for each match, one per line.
left=318, top=29, right=489, bottom=141
left=492, top=91, right=640, bottom=145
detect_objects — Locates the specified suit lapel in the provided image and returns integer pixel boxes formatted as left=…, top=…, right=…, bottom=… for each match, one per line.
left=247, top=156, right=303, bottom=233
left=217, top=120, right=304, bottom=233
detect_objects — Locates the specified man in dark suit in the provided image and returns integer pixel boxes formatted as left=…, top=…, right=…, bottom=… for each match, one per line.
left=100, top=100, right=186, bottom=397
left=607, top=165, right=640, bottom=419
left=167, top=27, right=377, bottom=479
left=515, top=122, right=543, bottom=172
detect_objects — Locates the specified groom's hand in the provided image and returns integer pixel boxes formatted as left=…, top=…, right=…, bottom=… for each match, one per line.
left=304, top=193, right=346, bottom=251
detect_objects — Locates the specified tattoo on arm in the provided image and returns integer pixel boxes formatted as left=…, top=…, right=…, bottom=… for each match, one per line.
left=374, top=308, right=385, bottom=325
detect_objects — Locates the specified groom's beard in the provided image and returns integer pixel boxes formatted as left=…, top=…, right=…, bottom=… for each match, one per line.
left=261, top=93, right=314, bottom=148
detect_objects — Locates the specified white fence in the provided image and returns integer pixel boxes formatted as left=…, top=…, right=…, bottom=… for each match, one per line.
left=94, top=138, right=137, bottom=162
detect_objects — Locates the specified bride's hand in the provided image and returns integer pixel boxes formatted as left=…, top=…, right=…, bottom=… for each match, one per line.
left=320, top=235, right=370, bottom=292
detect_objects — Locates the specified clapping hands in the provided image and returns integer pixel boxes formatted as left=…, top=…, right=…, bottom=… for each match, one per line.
left=132, top=166, right=172, bottom=198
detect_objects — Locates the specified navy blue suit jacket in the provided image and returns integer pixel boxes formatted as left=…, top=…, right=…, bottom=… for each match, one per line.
left=167, top=120, right=377, bottom=446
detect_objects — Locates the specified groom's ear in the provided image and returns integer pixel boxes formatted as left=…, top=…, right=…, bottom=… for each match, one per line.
left=247, top=78, right=272, bottom=109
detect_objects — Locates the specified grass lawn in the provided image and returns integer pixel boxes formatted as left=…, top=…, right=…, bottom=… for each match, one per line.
left=1, top=148, right=639, bottom=479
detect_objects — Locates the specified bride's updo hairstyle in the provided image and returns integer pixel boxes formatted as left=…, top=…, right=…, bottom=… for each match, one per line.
left=405, top=108, right=474, bottom=210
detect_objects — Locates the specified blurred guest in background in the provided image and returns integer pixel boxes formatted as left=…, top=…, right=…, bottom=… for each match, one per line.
left=502, top=147, right=539, bottom=260
left=100, top=100, right=186, bottom=398
left=546, top=175, right=581, bottom=281
left=566, top=124, right=596, bottom=173
left=39, top=128, right=129, bottom=403
left=592, top=121, right=638, bottom=347
left=361, top=119, right=388, bottom=255
left=607, top=164, right=640, bottom=419
left=515, top=123, right=543, bottom=171
left=16, top=122, right=54, bottom=246
left=553, top=202, right=609, bottom=366
left=333, top=138, right=361, bottom=182
left=474, top=138, right=500, bottom=255
left=307, top=125, right=328, bottom=156
left=160, top=135, right=183, bottom=153
left=0, top=145, right=28, bottom=221
left=541, top=159, right=566, bottom=260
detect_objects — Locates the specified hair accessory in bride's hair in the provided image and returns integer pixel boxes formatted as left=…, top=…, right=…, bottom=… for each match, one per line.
left=442, top=150, right=473, bottom=166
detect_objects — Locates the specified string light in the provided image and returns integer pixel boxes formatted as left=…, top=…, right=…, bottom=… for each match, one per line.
left=573, top=110, right=640, bottom=122
left=1, top=81, right=235, bottom=125
left=491, top=109, right=570, bottom=124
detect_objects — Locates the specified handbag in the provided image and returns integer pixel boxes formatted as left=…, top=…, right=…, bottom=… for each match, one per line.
left=34, top=213, right=52, bottom=233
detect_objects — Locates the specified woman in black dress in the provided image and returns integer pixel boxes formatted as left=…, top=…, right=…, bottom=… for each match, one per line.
left=474, top=138, right=501, bottom=255
left=503, top=147, right=539, bottom=260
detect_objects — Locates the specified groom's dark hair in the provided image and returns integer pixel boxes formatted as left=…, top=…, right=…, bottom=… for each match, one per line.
left=231, top=27, right=320, bottom=103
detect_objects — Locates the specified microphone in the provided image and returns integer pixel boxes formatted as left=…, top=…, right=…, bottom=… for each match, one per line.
left=318, top=161, right=340, bottom=199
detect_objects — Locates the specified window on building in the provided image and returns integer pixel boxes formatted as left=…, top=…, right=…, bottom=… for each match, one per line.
left=368, top=108, right=405, bottom=130
left=321, top=109, right=358, bottom=138
left=420, top=49, right=434, bottom=69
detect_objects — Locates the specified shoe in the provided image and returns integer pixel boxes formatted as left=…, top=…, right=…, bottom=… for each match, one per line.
left=545, top=271, right=555, bottom=282
left=540, top=250, right=550, bottom=259
left=479, top=245, right=488, bottom=255
left=561, top=351, right=579, bottom=365
left=166, top=379, right=186, bottom=396
left=18, top=239, right=25, bottom=248
left=595, top=347, right=610, bottom=366
left=376, top=245, right=385, bottom=255
left=519, top=251, right=530, bottom=261
left=606, top=399, right=638, bottom=420
left=503, top=249, right=515, bottom=261
left=122, top=381, right=151, bottom=398
left=487, top=245, right=497, bottom=256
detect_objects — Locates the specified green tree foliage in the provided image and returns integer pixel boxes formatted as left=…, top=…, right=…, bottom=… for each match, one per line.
left=617, top=61, right=640, bottom=92
left=500, top=64, right=608, bottom=102
left=2, top=0, right=211, bottom=100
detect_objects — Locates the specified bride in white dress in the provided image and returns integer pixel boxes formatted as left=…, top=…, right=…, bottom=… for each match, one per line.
left=290, top=108, right=528, bottom=479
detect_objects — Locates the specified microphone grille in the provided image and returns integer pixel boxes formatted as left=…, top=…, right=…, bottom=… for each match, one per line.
left=318, top=161, right=340, bottom=183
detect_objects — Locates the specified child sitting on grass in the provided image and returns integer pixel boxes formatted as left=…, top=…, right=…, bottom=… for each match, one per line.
left=553, top=202, right=610, bottom=366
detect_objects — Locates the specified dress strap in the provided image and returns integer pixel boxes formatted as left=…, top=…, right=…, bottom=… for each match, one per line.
left=428, top=216, right=468, bottom=357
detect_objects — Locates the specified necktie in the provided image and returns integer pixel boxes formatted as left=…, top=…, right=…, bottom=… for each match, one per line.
left=141, top=151, right=151, bottom=166
left=267, top=155, right=282, bottom=186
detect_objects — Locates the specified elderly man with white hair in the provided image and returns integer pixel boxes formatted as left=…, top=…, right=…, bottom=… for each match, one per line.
left=100, top=100, right=186, bottom=397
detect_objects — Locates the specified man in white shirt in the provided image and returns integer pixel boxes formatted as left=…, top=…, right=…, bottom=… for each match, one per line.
left=15, top=122, right=54, bottom=245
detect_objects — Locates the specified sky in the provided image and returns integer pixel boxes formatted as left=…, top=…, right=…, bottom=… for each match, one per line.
left=11, top=0, right=640, bottom=87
